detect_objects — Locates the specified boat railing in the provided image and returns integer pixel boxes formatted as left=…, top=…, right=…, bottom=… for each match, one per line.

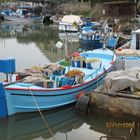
left=84, top=69, right=99, bottom=80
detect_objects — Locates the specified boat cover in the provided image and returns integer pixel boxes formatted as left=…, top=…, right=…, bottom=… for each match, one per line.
left=104, top=67, right=140, bottom=91
left=61, top=15, right=83, bottom=25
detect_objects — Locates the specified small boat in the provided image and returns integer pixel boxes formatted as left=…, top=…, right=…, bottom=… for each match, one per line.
left=0, top=48, right=116, bottom=116
left=116, top=28, right=140, bottom=62
left=1, top=8, right=44, bottom=23
left=79, top=18, right=119, bottom=49
left=59, top=15, right=83, bottom=32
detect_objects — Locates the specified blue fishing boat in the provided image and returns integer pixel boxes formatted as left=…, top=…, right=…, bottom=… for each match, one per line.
left=79, top=19, right=118, bottom=49
left=80, top=29, right=118, bottom=49
left=1, top=8, right=44, bottom=23
left=0, top=48, right=116, bottom=117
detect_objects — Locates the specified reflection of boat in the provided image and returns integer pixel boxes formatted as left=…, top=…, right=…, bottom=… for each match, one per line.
left=0, top=21, right=44, bottom=38
left=1, top=104, right=139, bottom=140
left=0, top=105, right=82, bottom=140
left=0, top=21, right=44, bottom=36
left=59, top=32, right=79, bottom=42
left=1, top=48, right=116, bottom=116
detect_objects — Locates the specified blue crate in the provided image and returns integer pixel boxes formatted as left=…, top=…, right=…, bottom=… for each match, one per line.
left=86, top=62, right=92, bottom=69
left=0, top=59, right=16, bottom=73
left=77, top=61, right=81, bottom=67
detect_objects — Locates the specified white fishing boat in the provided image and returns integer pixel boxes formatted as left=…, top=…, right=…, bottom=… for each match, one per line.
left=59, top=15, right=83, bottom=32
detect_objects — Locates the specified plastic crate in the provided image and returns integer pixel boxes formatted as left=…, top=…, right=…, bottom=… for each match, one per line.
left=0, top=59, right=16, bottom=73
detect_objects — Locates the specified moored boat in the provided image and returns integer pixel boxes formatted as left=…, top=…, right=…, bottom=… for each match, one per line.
left=79, top=20, right=119, bottom=49
left=0, top=48, right=116, bottom=117
left=59, top=15, right=83, bottom=32
left=1, top=8, right=44, bottom=23
left=116, top=29, right=140, bottom=65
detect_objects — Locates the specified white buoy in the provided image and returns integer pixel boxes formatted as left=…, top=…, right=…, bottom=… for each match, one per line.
left=56, top=41, right=63, bottom=48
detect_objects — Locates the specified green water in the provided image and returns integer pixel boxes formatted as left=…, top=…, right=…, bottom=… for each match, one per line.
left=0, top=21, right=139, bottom=140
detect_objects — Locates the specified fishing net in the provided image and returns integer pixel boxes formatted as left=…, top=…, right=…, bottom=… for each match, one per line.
left=66, top=69, right=85, bottom=78
left=116, top=49, right=140, bottom=56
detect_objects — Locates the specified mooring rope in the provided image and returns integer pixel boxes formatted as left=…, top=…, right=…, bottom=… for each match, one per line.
left=28, top=87, right=55, bottom=140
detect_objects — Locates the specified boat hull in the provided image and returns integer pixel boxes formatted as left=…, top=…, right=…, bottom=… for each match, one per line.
left=3, top=15, right=44, bottom=23
left=80, top=37, right=118, bottom=49
left=80, top=38, right=103, bottom=49
left=5, top=70, right=109, bottom=115
left=59, top=22, right=80, bottom=32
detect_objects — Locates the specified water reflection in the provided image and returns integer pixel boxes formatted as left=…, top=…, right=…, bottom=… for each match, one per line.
left=0, top=21, right=44, bottom=37
left=0, top=21, right=80, bottom=71
left=0, top=105, right=81, bottom=140
left=0, top=105, right=139, bottom=140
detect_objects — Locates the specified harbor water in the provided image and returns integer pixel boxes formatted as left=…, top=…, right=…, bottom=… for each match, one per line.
left=0, top=21, right=140, bottom=140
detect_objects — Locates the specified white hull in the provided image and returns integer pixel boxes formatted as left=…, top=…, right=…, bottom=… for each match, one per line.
left=59, top=22, right=79, bottom=32
left=4, top=15, right=44, bottom=23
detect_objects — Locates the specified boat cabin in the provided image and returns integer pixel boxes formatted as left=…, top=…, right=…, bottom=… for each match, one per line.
left=130, top=29, right=140, bottom=50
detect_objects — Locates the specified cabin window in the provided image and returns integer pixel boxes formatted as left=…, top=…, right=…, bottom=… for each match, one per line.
left=136, top=34, right=140, bottom=50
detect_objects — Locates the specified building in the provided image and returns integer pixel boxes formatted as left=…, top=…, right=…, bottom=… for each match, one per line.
left=103, top=0, right=134, bottom=19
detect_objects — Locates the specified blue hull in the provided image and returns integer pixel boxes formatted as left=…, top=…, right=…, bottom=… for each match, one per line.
left=80, top=37, right=118, bottom=49
left=80, top=39, right=103, bottom=49
left=5, top=72, right=107, bottom=115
